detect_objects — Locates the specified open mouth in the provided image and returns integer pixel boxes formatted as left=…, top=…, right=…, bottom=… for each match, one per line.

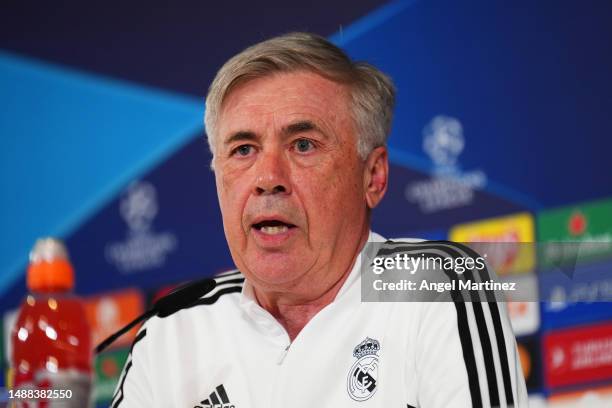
left=252, top=220, right=296, bottom=235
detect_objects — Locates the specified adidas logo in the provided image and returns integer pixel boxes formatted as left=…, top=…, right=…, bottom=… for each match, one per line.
left=194, top=384, right=235, bottom=408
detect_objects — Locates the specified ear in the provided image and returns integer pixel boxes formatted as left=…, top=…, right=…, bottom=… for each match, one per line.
left=363, top=146, right=389, bottom=209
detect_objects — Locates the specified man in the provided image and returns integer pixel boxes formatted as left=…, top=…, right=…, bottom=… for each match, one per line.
left=112, top=32, right=527, bottom=407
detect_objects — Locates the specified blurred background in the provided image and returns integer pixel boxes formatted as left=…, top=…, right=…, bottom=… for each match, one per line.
left=1, top=0, right=611, bottom=406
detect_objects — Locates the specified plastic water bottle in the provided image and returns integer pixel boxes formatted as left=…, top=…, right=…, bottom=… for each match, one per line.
left=9, top=238, right=93, bottom=407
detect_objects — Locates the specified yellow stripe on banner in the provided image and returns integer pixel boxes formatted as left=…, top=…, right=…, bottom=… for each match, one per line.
left=449, top=212, right=535, bottom=275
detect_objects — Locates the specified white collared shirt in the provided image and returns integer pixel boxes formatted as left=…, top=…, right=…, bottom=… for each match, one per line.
left=112, top=232, right=527, bottom=408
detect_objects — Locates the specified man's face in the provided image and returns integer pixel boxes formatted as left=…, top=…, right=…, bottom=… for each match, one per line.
left=213, top=71, right=382, bottom=295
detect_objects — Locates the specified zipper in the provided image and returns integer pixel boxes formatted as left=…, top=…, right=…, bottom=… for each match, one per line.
left=276, top=343, right=291, bottom=365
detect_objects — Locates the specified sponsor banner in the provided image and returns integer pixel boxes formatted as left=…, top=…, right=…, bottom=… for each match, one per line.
left=517, top=335, right=542, bottom=393
left=94, top=347, right=130, bottom=404
left=543, top=322, right=612, bottom=389
left=548, top=385, right=612, bottom=407
left=539, top=260, right=612, bottom=329
left=449, top=212, right=535, bottom=275
left=538, top=198, right=612, bottom=269
left=83, top=288, right=144, bottom=350
left=505, top=273, right=540, bottom=336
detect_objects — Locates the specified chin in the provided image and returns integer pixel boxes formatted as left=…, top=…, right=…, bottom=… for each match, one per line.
left=245, top=253, right=307, bottom=287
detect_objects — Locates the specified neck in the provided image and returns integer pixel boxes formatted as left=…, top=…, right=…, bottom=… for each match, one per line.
left=254, top=269, right=351, bottom=341
left=253, top=228, right=370, bottom=341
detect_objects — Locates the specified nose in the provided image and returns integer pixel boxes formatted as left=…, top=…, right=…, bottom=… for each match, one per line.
left=254, top=149, right=291, bottom=196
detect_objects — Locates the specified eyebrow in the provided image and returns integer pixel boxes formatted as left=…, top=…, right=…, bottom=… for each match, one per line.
left=224, top=131, right=258, bottom=146
left=282, top=120, right=319, bottom=135
left=282, top=120, right=328, bottom=137
left=223, top=120, right=325, bottom=146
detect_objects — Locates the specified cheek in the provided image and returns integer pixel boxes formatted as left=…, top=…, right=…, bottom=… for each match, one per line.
left=293, top=157, right=364, bottom=217
left=330, top=153, right=364, bottom=195
left=217, top=171, right=248, bottom=222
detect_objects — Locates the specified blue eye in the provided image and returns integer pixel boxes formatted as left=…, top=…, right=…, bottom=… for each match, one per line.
left=295, top=139, right=314, bottom=153
left=234, top=145, right=253, bottom=156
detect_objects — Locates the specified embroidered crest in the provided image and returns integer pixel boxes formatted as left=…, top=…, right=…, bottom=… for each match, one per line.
left=347, top=337, right=380, bottom=401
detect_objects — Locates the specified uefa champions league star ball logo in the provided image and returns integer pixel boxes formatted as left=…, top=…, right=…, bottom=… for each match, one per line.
left=120, top=181, right=158, bottom=233
left=423, top=115, right=465, bottom=169
left=404, top=114, right=486, bottom=213
left=347, top=337, right=380, bottom=401
left=105, top=179, right=178, bottom=273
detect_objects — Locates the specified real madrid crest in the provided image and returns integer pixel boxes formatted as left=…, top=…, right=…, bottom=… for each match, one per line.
left=347, top=337, right=380, bottom=401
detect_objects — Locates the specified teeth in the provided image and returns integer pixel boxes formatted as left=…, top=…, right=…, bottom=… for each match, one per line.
left=260, top=225, right=289, bottom=235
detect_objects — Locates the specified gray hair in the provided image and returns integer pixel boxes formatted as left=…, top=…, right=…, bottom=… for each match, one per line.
left=204, top=32, right=395, bottom=162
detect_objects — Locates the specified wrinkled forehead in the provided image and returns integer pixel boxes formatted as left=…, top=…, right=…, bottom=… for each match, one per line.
left=217, top=71, right=353, bottom=140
